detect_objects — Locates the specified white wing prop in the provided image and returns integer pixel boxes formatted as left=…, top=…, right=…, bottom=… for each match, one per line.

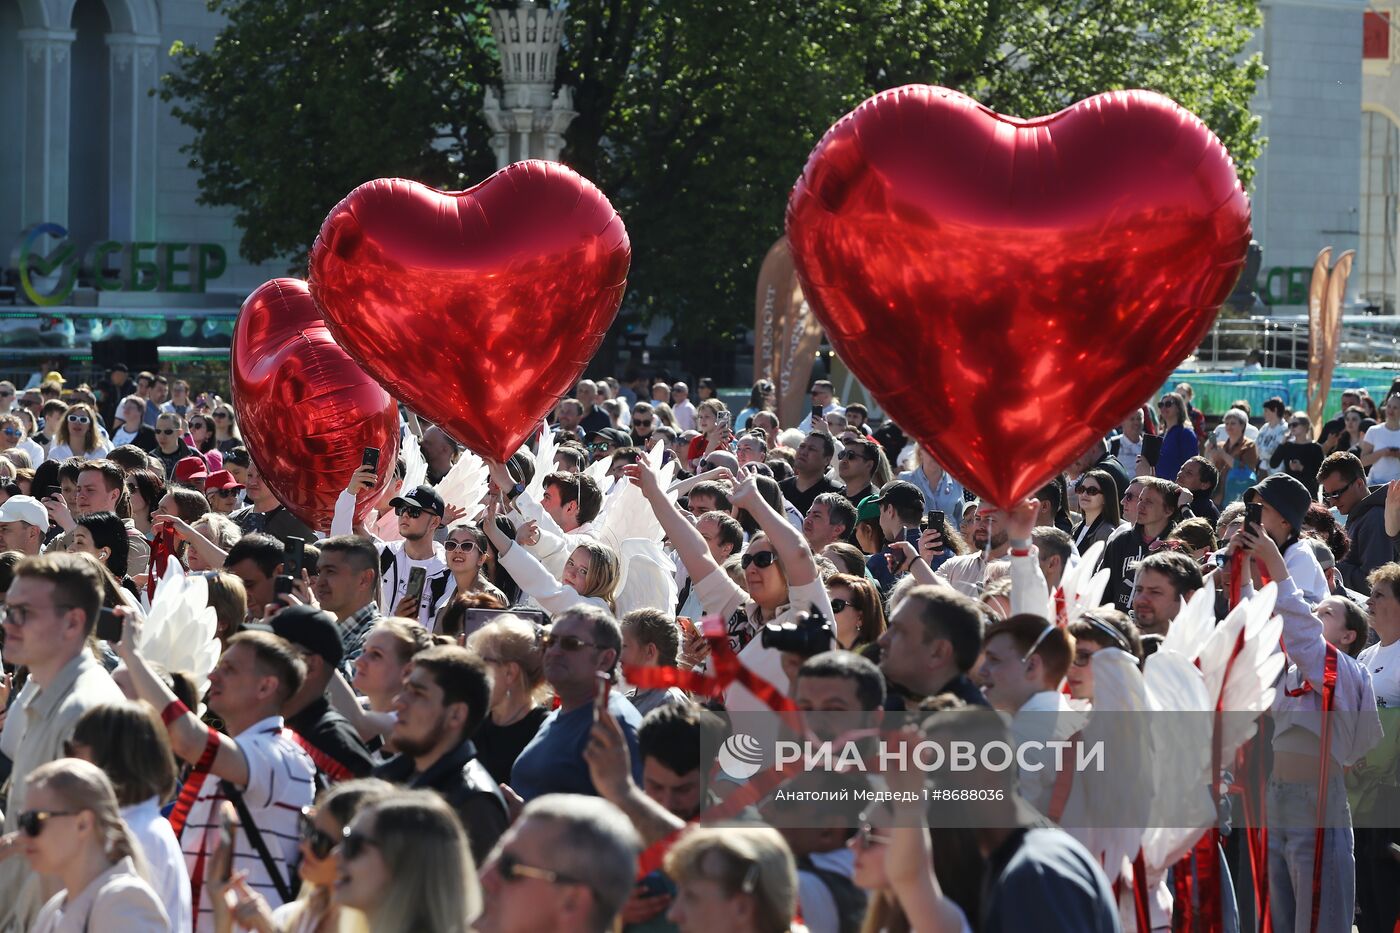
left=137, top=562, right=221, bottom=704
left=435, top=447, right=490, bottom=523
left=1160, top=580, right=1219, bottom=664
left=597, top=460, right=678, bottom=553
left=613, top=539, right=679, bottom=621
left=1140, top=647, right=1214, bottom=875
left=1060, top=541, right=1109, bottom=621
left=527, top=425, right=557, bottom=504
left=400, top=430, right=428, bottom=493
left=1197, top=582, right=1283, bottom=757
left=585, top=454, right=614, bottom=489
left=1059, top=648, right=1153, bottom=889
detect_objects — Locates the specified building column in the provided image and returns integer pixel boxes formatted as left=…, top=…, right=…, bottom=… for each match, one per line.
left=106, top=33, right=161, bottom=240
left=17, top=28, right=76, bottom=229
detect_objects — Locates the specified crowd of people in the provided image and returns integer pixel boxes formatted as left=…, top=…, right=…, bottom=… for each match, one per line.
left=0, top=363, right=1396, bottom=932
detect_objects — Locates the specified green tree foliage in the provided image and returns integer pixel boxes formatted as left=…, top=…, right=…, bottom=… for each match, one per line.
left=164, top=0, right=1263, bottom=338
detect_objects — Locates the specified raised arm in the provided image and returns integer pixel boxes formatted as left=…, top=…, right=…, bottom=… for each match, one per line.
left=116, top=608, right=249, bottom=786
left=327, top=670, right=395, bottom=743
left=730, top=474, right=819, bottom=588
left=623, top=463, right=721, bottom=583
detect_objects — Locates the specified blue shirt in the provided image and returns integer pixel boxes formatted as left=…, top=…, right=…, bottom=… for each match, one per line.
left=510, top=691, right=644, bottom=801
left=898, top=467, right=966, bottom=530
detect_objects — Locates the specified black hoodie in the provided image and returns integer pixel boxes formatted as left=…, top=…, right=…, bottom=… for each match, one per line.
left=1338, top=485, right=1398, bottom=590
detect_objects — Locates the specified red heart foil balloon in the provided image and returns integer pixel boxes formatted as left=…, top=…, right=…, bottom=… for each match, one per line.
left=232, top=278, right=400, bottom=531
left=786, top=87, right=1251, bottom=509
left=308, top=161, right=630, bottom=462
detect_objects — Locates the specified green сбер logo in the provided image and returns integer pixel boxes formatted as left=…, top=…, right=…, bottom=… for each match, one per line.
left=16, top=224, right=77, bottom=307
left=11, top=224, right=228, bottom=307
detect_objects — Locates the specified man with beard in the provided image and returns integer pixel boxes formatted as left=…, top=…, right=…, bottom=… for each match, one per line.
left=374, top=644, right=507, bottom=864
left=939, top=501, right=1011, bottom=597
left=1129, top=550, right=1203, bottom=638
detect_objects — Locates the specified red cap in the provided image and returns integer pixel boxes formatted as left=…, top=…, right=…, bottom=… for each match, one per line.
left=204, top=470, right=244, bottom=492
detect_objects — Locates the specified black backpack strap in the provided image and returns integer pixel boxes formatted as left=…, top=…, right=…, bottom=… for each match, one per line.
left=218, top=779, right=297, bottom=903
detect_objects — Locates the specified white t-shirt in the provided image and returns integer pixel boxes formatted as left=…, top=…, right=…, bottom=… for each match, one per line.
left=112, top=426, right=141, bottom=447
left=122, top=796, right=192, bottom=933
left=1359, top=640, right=1400, bottom=710
left=181, top=717, right=316, bottom=933
left=379, top=541, right=449, bottom=627
left=1364, top=424, right=1400, bottom=484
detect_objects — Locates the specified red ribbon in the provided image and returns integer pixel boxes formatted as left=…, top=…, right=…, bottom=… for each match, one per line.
left=147, top=525, right=176, bottom=601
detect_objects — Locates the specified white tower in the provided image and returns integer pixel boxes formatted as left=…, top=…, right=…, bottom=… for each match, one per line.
left=482, top=1, right=576, bottom=168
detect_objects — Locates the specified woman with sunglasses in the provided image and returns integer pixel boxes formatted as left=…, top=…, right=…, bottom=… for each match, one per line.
left=849, top=799, right=980, bottom=933
left=188, top=413, right=216, bottom=454
left=66, top=701, right=189, bottom=932
left=432, top=524, right=507, bottom=632
left=466, top=615, right=552, bottom=784
left=1270, top=412, right=1325, bottom=493
left=45, top=402, right=110, bottom=463
left=483, top=500, right=619, bottom=613
left=123, top=468, right=166, bottom=540
left=823, top=573, right=887, bottom=653
left=1153, top=392, right=1198, bottom=484
left=1070, top=468, right=1127, bottom=556
left=211, top=404, right=243, bottom=454
left=216, top=778, right=396, bottom=933
left=334, top=790, right=481, bottom=933
left=16, top=758, right=169, bottom=932
left=110, top=395, right=157, bottom=451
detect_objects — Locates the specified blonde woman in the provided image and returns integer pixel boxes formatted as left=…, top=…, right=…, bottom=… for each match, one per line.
left=216, top=778, right=394, bottom=933
left=46, top=402, right=111, bottom=462
left=664, top=826, right=798, bottom=933
left=19, top=758, right=168, bottom=932
left=328, top=618, right=438, bottom=752
left=334, top=790, right=481, bottom=933
left=483, top=500, right=619, bottom=612
left=467, top=615, right=551, bottom=784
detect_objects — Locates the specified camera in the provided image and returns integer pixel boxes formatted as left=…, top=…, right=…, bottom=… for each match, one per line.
left=760, top=604, right=834, bottom=658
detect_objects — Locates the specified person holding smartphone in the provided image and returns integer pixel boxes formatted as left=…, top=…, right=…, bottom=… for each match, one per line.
left=682, top=399, right=735, bottom=473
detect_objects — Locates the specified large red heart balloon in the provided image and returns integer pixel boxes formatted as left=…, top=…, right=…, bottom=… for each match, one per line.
left=232, top=278, right=400, bottom=531
left=786, top=87, right=1251, bottom=508
left=308, top=161, right=630, bottom=462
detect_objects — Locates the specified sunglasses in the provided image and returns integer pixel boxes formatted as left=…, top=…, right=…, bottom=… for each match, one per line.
left=340, top=827, right=380, bottom=861
left=1320, top=487, right=1348, bottom=503
left=854, top=822, right=892, bottom=849
left=395, top=505, right=425, bottom=519
left=212, top=412, right=230, bottom=419
left=1075, top=484, right=1102, bottom=496
left=155, top=428, right=178, bottom=436
left=496, top=851, right=580, bottom=885
left=443, top=539, right=480, bottom=553
left=633, top=419, right=652, bottom=428
left=212, top=488, right=240, bottom=499
left=587, top=442, right=612, bottom=453
left=836, top=450, right=870, bottom=461
left=299, top=808, right=338, bottom=860
left=18, top=809, right=78, bottom=838
left=829, top=598, right=850, bottom=614
left=741, top=550, right=778, bottom=570
left=66, top=415, right=90, bottom=424
left=539, top=632, right=598, bottom=652
left=1, top=429, right=21, bottom=438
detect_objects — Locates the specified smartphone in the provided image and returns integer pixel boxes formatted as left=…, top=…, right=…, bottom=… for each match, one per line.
left=404, top=566, right=428, bottom=606
left=94, top=607, right=122, bottom=642
left=1245, top=502, right=1263, bottom=536
left=927, top=509, right=945, bottom=530
left=1141, top=434, right=1164, bottom=467
left=284, top=536, right=305, bottom=580
left=811, top=404, right=822, bottom=422
left=677, top=616, right=697, bottom=638
left=44, top=485, right=62, bottom=501
left=361, top=446, right=381, bottom=473
left=274, top=574, right=294, bottom=598
left=594, top=670, right=612, bottom=722
left=717, top=410, right=731, bottom=431
left=463, top=607, right=548, bottom=636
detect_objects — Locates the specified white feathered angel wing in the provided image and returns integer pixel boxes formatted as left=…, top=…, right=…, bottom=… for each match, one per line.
left=1059, top=649, right=1154, bottom=887
left=1060, top=542, right=1109, bottom=620
left=435, top=447, right=489, bottom=523
left=585, top=454, right=614, bottom=489
left=1140, top=648, right=1215, bottom=873
left=527, top=424, right=557, bottom=503
left=613, top=539, right=678, bottom=620
left=137, top=562, right=221, bottom=701
left=1160, top=578, right=1219, bottom=664
left=598, top=461, right=677, bottom=552
left=400, top=430, right=428, bottom=493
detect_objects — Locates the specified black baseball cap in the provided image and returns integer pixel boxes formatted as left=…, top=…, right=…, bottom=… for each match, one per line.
left=252, top=604, right=344, bottom=667
left=588, top=427, right=631, bottom=448
left=390, top=484, right=445, bottom=518
left=868, top=480, right=925, bottom=515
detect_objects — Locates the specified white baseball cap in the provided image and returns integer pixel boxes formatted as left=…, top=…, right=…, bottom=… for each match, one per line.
left=0, top=495, right=50, bottom=531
